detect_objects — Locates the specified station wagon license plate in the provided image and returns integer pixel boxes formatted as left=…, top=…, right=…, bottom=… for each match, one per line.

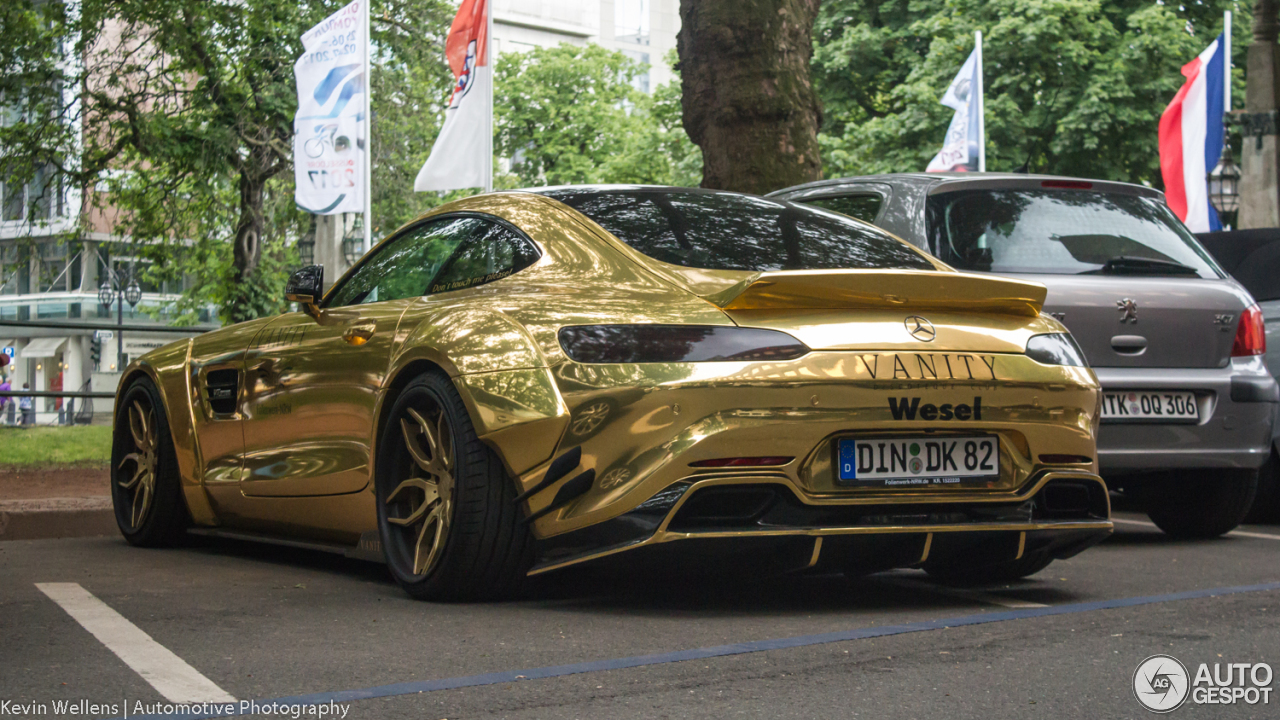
left=1101, top=391, right=1198, bottom=422
left=835, top=436, right=999, bottom=488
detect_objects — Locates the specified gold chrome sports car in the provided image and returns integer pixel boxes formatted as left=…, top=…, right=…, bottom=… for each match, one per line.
left=112, top=186, right=1111, bottom=600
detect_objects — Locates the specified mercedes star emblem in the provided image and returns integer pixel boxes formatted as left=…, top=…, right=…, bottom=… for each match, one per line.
left=905, top=316, right=936, bottom=342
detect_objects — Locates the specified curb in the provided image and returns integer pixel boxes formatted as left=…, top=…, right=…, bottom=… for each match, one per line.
left=0, top=497, right=116, bottom=541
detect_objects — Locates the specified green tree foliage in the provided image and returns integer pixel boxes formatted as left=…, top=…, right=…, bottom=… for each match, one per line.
left=813, top=0, right=1250, bottom=184
left=493, top=44, right=699, bottom=187
left=1, top=0, right=454, bottom=325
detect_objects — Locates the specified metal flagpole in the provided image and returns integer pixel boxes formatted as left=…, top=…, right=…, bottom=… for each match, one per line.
left=1225, top=10, right=1232, bottom=112
left=484, top=0, right=494, bottom=193
left=976, top=30, right=986, bottom=173
left=362, top=0, right=372, bottom=254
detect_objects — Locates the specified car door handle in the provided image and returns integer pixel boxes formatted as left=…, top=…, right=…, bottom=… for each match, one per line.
left=343, top=322, right=377, bottom=346
left=1111, top=335, right=1147, bottom=355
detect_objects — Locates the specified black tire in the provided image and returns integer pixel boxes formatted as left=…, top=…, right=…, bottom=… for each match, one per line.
left=376, top=372, right=533, bottom=601
left=924, top=551, right=1054, bottom=585
left=1244, top=450, right=1280, bottom=524
left=110, top=377, right=188, bottom=547
left=1146, top=468, right=1259, bottom=538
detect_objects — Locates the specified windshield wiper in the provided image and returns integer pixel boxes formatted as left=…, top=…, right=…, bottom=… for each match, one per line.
left=1080, top=256, right=1200, bottom=276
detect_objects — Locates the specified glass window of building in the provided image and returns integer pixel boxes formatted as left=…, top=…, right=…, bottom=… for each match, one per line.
left=615, top=0, right=650, bottom=45
left=619, top=49, right=651, bottom=93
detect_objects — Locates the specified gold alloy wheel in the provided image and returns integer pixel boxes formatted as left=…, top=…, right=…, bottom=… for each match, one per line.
left=118, top=399, right=158, bottom=528
left=386, top=407, right=455, bottom=576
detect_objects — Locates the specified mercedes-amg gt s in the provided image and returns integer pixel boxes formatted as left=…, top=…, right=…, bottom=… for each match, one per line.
left=112, top=186, right=1111, bottom=600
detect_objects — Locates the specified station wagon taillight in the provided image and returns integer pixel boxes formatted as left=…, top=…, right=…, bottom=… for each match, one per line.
left=1232, top=305, right=1266, bottom=357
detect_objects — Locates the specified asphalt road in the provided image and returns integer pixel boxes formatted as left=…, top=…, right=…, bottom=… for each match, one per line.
left=2, top=512, right=1278, bottom=719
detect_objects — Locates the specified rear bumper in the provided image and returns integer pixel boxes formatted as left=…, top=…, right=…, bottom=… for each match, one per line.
left=531, top=470, right=1113, bottom=574
left=1095, top=357, right=1277, bottom=474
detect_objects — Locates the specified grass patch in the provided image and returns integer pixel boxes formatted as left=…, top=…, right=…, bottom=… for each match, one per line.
left=0, top=425, right=113, bottom=467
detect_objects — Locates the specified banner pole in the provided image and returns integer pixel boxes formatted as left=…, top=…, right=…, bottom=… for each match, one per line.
left=485, top=0, right=494, bottom=193
left=362, top=0, right=372, bottom=254
left=1225, top=10, right=1232, bottom=113
left=976, top=30, right=985, bottom=173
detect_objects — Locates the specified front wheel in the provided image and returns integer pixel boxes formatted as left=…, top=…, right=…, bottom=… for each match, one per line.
left=110, top=377, right=188, bottom=547
left=376, top=373, right=533, bottom=601
left=1146, top=469, right=1258, bottom=538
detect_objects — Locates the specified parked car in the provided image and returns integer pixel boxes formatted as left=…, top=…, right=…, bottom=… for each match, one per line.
left=112, top=186, right=1112, bottom=599
left=1195, top=228, right=1280, bottom=521
left=771, top=173, right=1278, bottom=537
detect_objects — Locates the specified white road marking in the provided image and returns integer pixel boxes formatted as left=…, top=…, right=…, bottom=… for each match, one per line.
left=1112, top=517, right=1280, bottom=540
left=873, top=575, right=1049, bottom=609
left=36, top=583, right=236, bottom=704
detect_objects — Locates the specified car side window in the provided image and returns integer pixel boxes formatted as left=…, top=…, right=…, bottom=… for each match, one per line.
left=428, top=220, right=540, bottom=294
left=802, top=194, right=884, bottom=223
left=325, top=217, right=475, bottom=307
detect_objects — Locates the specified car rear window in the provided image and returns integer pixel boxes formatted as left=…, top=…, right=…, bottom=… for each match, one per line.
left=801, top=194, right=883, bottom=223
left=541, top=189, right=934, bottom=272
left=926, top=188, right=1223, bottom=278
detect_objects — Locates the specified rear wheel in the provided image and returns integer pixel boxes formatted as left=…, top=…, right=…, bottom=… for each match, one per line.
left=1146, top=469, right=1258, bottom=538
left=924, top=551, right=1053, bottom=584
left=376, top=372, right=533, bottom=601
left=110, top=377, right=188, bottom=547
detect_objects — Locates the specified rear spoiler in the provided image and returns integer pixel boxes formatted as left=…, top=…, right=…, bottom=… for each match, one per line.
left=703, top=269, right=1048, bottom=318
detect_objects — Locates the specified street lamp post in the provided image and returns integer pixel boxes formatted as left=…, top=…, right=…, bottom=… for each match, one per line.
left=1209, top=136, right=1242, bottom=228
left=98, top=269, right=143, bottom=371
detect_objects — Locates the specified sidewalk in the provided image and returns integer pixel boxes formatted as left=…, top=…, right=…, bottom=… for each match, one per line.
left=0, top=467, right=115, bottom=541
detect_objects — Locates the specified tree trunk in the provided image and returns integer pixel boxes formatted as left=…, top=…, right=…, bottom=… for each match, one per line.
left=678, top=0, right=824, bottom=195
left=227, top=169, right=266, bottom=324
left=1241, top=0, right=1280, bottom=228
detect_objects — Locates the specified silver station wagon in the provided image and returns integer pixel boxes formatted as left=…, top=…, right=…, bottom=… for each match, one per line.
left=771, top=173, right=1277, bottom=537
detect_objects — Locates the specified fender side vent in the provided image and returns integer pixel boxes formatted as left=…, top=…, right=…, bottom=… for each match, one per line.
left=205, top=369, right=240, bottom=414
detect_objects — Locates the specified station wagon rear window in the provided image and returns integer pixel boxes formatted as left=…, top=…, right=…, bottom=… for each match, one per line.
left=543, top=189, right=935, bottom=272
left=926, top=189, right=1223, bottom=278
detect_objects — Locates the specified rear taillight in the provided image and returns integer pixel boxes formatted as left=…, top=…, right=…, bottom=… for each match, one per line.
left=1232, top=304, right=1266, bottom=357
left=558, top=325, right=809, bottom=364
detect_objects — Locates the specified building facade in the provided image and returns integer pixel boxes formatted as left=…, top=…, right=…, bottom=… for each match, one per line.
left=492, top=0, right=680, bottom=90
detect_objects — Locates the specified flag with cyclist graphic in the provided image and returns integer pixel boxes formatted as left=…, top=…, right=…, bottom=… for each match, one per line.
left=293, top=0, right=367, bottom=214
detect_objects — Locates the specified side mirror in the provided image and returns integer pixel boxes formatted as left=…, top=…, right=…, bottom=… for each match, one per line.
left=285, top=265, right=324, bottom=317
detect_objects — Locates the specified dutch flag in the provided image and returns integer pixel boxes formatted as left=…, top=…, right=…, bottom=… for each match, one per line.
left=1158, top=33, right=1227, bottom=233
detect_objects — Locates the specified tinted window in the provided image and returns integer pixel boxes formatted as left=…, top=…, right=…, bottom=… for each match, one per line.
left=926, top=189, right=1222, bottom=278
left=802, top=194, right=883, bottom=223
left=429, top=221, right=540, bottom=294
left=542, top=189, right=933, bottom=272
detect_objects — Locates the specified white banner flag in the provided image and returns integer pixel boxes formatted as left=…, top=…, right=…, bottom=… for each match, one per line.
left=414, top=0, right=492, bottom=192
left=294, top=0, right=367, bottom=214
left=926, top=40, right=983, bottom=173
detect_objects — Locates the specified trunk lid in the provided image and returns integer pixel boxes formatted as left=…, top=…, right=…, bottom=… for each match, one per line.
left=703, top=269, right=1049, bottom=353
left=1019, top=274, right=1247, bottom=368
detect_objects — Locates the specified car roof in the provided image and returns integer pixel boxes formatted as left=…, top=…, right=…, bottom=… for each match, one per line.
left=521, top=184, right=742, bottom=197
left=769, top=172, right=1164, bottom=200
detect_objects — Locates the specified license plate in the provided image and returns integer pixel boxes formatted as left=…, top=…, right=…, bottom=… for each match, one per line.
left=1101, top=391, right=1198, bottom=422
left=835, top=436, right=999, bottom=488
